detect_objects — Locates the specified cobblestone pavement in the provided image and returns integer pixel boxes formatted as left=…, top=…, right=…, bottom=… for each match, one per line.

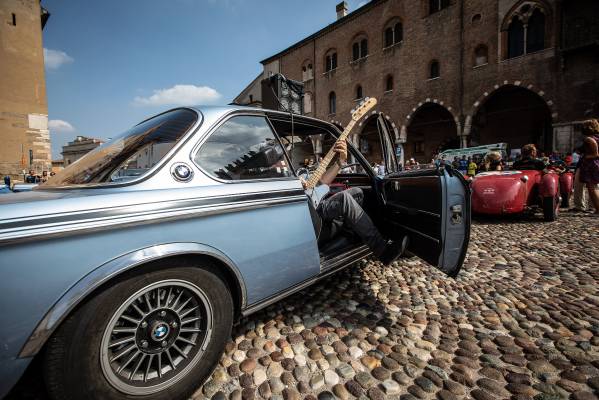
left=195, top=213, right=599, bottom=400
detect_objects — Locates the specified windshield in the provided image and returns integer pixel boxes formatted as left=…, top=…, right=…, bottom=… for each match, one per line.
left=41, top=109, right=198, bottom=187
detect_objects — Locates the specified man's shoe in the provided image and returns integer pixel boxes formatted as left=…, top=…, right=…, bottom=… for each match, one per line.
left=379, top=236, right=409, bottom=266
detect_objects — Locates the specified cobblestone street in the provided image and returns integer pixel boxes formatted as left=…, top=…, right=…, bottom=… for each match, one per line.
left=197, top=213, right=599, bottom=400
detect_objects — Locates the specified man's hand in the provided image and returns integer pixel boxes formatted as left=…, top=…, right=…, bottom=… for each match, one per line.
left=299, top=177, right=307, bottom=189
left=333, top=140, right=348, bottom=163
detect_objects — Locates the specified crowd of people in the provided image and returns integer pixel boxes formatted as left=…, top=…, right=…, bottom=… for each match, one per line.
left=426, top=118, right=599, bottom=214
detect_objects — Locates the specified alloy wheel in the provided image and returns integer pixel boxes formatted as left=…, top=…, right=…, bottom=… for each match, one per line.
left=100, top=280, right=212, bottom=395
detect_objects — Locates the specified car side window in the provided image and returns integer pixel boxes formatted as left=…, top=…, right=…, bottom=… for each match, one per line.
left=195, top=115, right=292, bottom=181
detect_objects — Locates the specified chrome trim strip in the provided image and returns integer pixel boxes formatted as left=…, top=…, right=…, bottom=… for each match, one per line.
left=0, top=190, right=306, bottom=245
left=241, top=245, right=371, bottom=317
left=19, top=242, right=246, bottom=358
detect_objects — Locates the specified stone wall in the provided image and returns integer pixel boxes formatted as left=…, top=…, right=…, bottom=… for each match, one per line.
left=0, top=0, right=50, bottom=179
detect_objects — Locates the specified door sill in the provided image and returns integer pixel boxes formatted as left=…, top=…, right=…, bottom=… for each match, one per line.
left=241, top=245, right=371, bottom=317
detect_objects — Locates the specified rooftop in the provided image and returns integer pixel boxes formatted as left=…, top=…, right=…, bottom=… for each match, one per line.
left=260, top=0, right=385, bottom=65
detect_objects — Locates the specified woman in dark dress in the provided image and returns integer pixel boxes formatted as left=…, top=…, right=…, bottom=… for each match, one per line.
left=578, top=119, right=599, bottom=214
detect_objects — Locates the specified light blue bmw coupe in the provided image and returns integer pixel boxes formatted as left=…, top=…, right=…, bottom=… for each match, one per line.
left=0, top=105, right=470, bottom=399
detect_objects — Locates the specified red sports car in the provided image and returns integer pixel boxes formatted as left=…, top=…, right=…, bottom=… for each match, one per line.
left=471, top=167, right=574, bottom=221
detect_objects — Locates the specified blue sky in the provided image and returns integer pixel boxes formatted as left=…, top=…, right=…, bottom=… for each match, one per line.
left=42, top=0, right=370, bottom=158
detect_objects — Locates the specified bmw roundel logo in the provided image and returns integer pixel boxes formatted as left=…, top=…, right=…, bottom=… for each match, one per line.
left=171, top=162, right=194, bottom=182
left=153, top=324, right=169, bottom=340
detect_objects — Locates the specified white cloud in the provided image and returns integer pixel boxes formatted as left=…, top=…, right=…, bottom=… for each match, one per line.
left=43, top=48, right=74, bottom=70
left=133, top=84, right=222, bottom=107
left=357, top=1, right=369, bottom=7
left=48, top=119, right=75, bottom=132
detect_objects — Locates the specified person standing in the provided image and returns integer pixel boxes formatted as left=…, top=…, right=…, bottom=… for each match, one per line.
left=577, top=119, right=599, bottom=213
left=467, top=157, right=477, bottom=177
left=458, top=155, right=468, bottom=173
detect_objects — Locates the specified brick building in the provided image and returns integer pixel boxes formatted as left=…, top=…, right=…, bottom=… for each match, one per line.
left=247, top=0, right=599, bottom=164
left=0, top=0, right=51, bottom=179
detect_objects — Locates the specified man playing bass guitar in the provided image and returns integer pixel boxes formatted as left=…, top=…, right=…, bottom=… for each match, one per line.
left=302, top=138, right=409, bottom=266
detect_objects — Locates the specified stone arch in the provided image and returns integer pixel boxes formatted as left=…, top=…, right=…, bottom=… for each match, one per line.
left=466, top=82, right=555, bottom=152
left=467, top=80, right=557, bottom=124
left=354, top=110, right=400, bottom=167
left=403, top=100, right=461, bottom=163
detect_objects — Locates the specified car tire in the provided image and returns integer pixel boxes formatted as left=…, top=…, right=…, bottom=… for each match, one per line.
left=542, top=196, right=557, bottom=222
left=44, top=262, right=233, bottom=400
left=560, top=192, right=570, bottom=208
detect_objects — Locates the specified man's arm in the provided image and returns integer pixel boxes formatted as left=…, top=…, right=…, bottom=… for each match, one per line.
left=320, top=140, right=348, bottom=186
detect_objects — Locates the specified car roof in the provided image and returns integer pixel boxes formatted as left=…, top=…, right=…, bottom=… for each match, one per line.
left=188, top=105, right=337, bottom=128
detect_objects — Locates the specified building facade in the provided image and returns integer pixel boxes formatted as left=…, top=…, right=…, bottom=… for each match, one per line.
left=254, top=0, right=599, bottom=164
left=61, top=136, right=104, bottom=166
left=0, top=0, right=51, bottom=178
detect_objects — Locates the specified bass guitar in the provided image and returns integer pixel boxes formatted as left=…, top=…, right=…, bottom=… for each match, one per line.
left=303, top=97, right=377, bottom=208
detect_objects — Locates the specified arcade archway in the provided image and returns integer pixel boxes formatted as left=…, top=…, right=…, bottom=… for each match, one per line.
left=405, top=103, right=459, bottom=163
left=469, top=85, right=553, bottom=155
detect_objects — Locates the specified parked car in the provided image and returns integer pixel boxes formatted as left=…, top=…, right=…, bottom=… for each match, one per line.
left=0, top=106, right=471, bottom=400
left=11, top=183, right=38, bottom=192
left=471, top=163, right=572, bottom=221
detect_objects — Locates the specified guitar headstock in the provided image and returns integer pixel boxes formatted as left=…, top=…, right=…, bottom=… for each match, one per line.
left=351, top=97, right=377, bottom=121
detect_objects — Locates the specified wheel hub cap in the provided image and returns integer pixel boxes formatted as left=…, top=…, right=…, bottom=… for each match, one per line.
left=100, top=280, right=213, bottom=395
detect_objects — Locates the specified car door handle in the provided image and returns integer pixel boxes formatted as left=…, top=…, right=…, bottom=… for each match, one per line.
left=450, top=204, right=462, bottom=224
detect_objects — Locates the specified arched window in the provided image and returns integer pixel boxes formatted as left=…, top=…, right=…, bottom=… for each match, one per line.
left=325, top=50, right=338, bottom=72
left=527, top=8, right=545, bottom=53
left=356, top=85, right=363, bottom=100
left=352, top=37, right=368, bottom=61
left=329, top=92, right=336, bottom=114
left=385, top=75, right=394, bottom=91
left=429, top=60, right=440, bottom=79
left=507, top=17, right=525, bottom=58
left=474, top=44, right=488, bottom=66
left=503, top=4, right=550, bottom=59
left=384, top=21, right=403, bottom=47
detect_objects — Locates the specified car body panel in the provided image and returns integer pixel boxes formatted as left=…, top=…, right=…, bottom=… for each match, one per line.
left=471, top=170, right=562, bottom=215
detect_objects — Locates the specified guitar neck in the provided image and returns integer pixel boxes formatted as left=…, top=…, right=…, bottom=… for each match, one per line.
left=305, top=119, right=357, bottom=189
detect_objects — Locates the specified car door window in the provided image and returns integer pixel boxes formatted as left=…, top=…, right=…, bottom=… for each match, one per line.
left=195, top=115, right=292, bottom=181
left=268, top=118, right=370, bottom=175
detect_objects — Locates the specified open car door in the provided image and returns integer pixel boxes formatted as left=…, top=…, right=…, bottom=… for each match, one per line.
left=371, top=116, right=470, bottom=277
left=380, top=166, right=470, bottom=277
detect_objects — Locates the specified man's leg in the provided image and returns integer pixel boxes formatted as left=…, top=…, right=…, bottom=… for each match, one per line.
left=317, top=188, right=387, bottom=257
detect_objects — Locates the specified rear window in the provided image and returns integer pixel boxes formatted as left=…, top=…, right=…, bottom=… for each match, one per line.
left=41, top=109, right=198, bottom=187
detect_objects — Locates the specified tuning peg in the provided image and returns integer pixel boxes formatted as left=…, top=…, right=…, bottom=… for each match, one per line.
left=365, top=97, right=370, bottom=101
